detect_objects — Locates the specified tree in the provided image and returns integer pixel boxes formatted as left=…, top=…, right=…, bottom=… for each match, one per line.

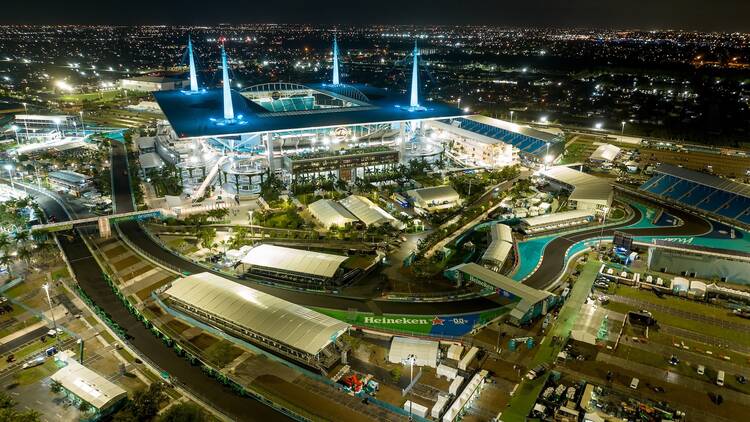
left=196, top=228, right=216, bottom=249
left=0, top=391, right=40, bottom=422
left=157, top=402, right=207, bottom=422
left=0, top=255, right=12, bottom=277
left=114, top=383, right=167, bottom=422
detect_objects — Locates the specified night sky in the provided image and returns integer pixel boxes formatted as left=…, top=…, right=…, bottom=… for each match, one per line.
left=2, top=0, right=748, bottom=31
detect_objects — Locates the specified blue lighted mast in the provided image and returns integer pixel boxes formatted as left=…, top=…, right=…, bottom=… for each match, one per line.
left=188, top=36, right=198, bottom=92
left=221, top=44, right=234, bottom=120
left=332, top=36, right=340, bottom=85
left=409, top=41, right=424, bottom=111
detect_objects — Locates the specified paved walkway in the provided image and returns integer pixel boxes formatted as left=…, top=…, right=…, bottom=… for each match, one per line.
left=610, top=294, right=750, bottom=333
left=596, top=353, right=750, bottom=407
left=621, top=336, right=750, bottom=377
left=557, top=366, right=735, bottom=422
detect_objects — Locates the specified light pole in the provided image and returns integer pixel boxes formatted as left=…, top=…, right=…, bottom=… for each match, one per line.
left=42, top=283, right=60, bottom=346
left=621, top=121, right=626, bottom=135
left=510, top=110, right=514, bottom=123
left=249, top=210, right=254, bottom=245
left=598, top=206, right=610, bottom=252
left=10, top=125, right=18, bottom=142
left=457, top=97, right=461, bottom=110
left=80, top=111, right=85, bottom=138
left=544, top=142, right=551, bottom=171
left=406, top=354, right=416, bottom=420
left=22, top=103, right=29, bottom=143
left=4, top=164, right=14, bottom=189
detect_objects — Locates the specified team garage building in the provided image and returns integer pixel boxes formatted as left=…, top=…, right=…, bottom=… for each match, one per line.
left=160, top=272, right=351, bottom=373
left=238, top=243, right=365, bottom=287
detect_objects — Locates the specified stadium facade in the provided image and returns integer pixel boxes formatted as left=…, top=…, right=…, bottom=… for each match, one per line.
left=138, top=37, right=564, bottom=197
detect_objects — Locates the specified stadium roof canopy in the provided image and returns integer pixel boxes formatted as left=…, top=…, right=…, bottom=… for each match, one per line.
left=163, top=272, right=350, bottom=355
left=340, top=195, right=398, bottom=227
left=51, top=360, right=127, bottom=411
left=240, top=244, right=347, bottom=279
left=655, top=163, right=750, bottom=199
left=309, top=199, right=359, bottom=227
left=154, top=83, right=469, bottom=139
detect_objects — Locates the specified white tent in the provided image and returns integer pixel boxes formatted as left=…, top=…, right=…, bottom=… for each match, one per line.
left=388, top=336, right=439, bottom=368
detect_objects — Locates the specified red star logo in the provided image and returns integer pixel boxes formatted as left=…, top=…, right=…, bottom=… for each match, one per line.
left=432, top=316, right=445, bottom=326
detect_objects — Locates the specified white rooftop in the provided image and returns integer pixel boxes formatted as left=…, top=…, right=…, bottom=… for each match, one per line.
left=241, top=243, right=348, bottom=279
left=388, top=336, right=439, bottom=368
left=309, top=199, right=359, bottom=228
left=543, top=166, right=613, bottom=205
left=406, top=185, right=460, bottom=204
left=521, top=209, right=595, bottom=228
left=51, top=360, right=127, bottom=410
left=340, top=195, right=398, bottom=227
left=164, top=272, right=350, bottom=355
left=590, top=143, right=621, bottom=162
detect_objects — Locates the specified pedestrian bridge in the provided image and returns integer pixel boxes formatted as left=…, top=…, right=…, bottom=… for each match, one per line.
left=31, top=201, right=232, bottom=237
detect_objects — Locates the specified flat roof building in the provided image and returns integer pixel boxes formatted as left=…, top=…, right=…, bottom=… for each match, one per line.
left=520, top=209, right=595, bottom=234
left=162, top=272, right=350, bottom=371
left=240, top=243, right=349, bottom=286
left=48, top=170, right=92, bottom=196
left=51, top=359, right=127, bottom=418
left=309, top=198, right=359, bottom=228
left=542, top=166, right=613, bottom=212
left=119, top=75, right=188, bottom=92
left=406, top=185, right=461, bottom=212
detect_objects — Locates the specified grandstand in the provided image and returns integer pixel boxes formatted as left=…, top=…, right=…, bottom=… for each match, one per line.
left=449, top=115, right=563, bottom=159
left=240, top=244, right=355, bottom=287
left=640, top=164, right=750, bottom=227
left=162, top=272, right=351, bottom=372
left=519, top=210, right=596, bottom=234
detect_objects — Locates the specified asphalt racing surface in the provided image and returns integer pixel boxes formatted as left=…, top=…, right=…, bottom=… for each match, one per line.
left=20, top=170, right=288, bottom=420
left=110, top=141, right=710, bottom=309
left=109, top=142, right=511, bottom=314
left=523, top=199, right=712, bottom=289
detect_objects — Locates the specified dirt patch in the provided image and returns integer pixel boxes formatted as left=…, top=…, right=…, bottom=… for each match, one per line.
left=112, top=255, right=140, bottom=271
left=135, top=275, right=174, bottom=300
left=165, top=319, right=190, bottom=335
left=103, top=244, right=127, bottom=259
left=189, top=332, right=219, bottom=351
left=252, top=374, right=365, bottom=421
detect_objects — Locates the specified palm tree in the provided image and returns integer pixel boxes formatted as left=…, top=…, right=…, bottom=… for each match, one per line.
left=0, top=255, right=12, bottom=278
left=0, top=233, right=9, bottom=252
left=14, top=230, right=29, bottom=244
left=18, top=248, right=32, bottom=268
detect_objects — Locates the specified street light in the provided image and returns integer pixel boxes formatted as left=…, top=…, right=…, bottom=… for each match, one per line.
left=594, top=122, right=603, bottom=130
left=509, top=110, right=514, bottom=123
left=406, top=354, right=417, bottom=420
left=598, top=206, right=610, bottom=252
left=42, top=283, right=60, bottom=346
left=22, top=103, right=29, bottom=143
left=621, top=121, right=626, bottom=135
left=3, top=164, right=14, bottom=189
left=79, top=111, right=85, bottom=138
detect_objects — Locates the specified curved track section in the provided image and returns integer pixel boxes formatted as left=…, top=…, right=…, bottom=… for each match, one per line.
left=523, top=199, right=712, bottom=289
left=110, top=140, right=711, bottom=312
left=21, top=177, right=288, bottom=421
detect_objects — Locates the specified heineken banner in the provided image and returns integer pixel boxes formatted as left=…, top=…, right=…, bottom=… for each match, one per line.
left=316, top=307, right=509, bottom=337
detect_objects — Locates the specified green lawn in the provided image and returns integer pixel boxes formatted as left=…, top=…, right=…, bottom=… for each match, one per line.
left=58, top=90, right=122, bottom=103
left=615, top=286, right=748, bottom=325
left=602, top=295, right=750, bottom=348
left=504, top=258, right=601, bottom=419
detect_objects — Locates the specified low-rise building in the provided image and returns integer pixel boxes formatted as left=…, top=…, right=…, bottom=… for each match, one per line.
left=309, top=199, right=359, bottom=228
left=119, top=75, right=188, bottom=92
left=406, top=185, right=461, bottom=212
left=50, top=359, right=127, bottom=419
left=240, top=243, right=350, bottom=286
left=542, top=166, right=613, bottom=212
left=48, top=170, right=92, bottom=196
left=340, top=195, right=403, bottom=229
